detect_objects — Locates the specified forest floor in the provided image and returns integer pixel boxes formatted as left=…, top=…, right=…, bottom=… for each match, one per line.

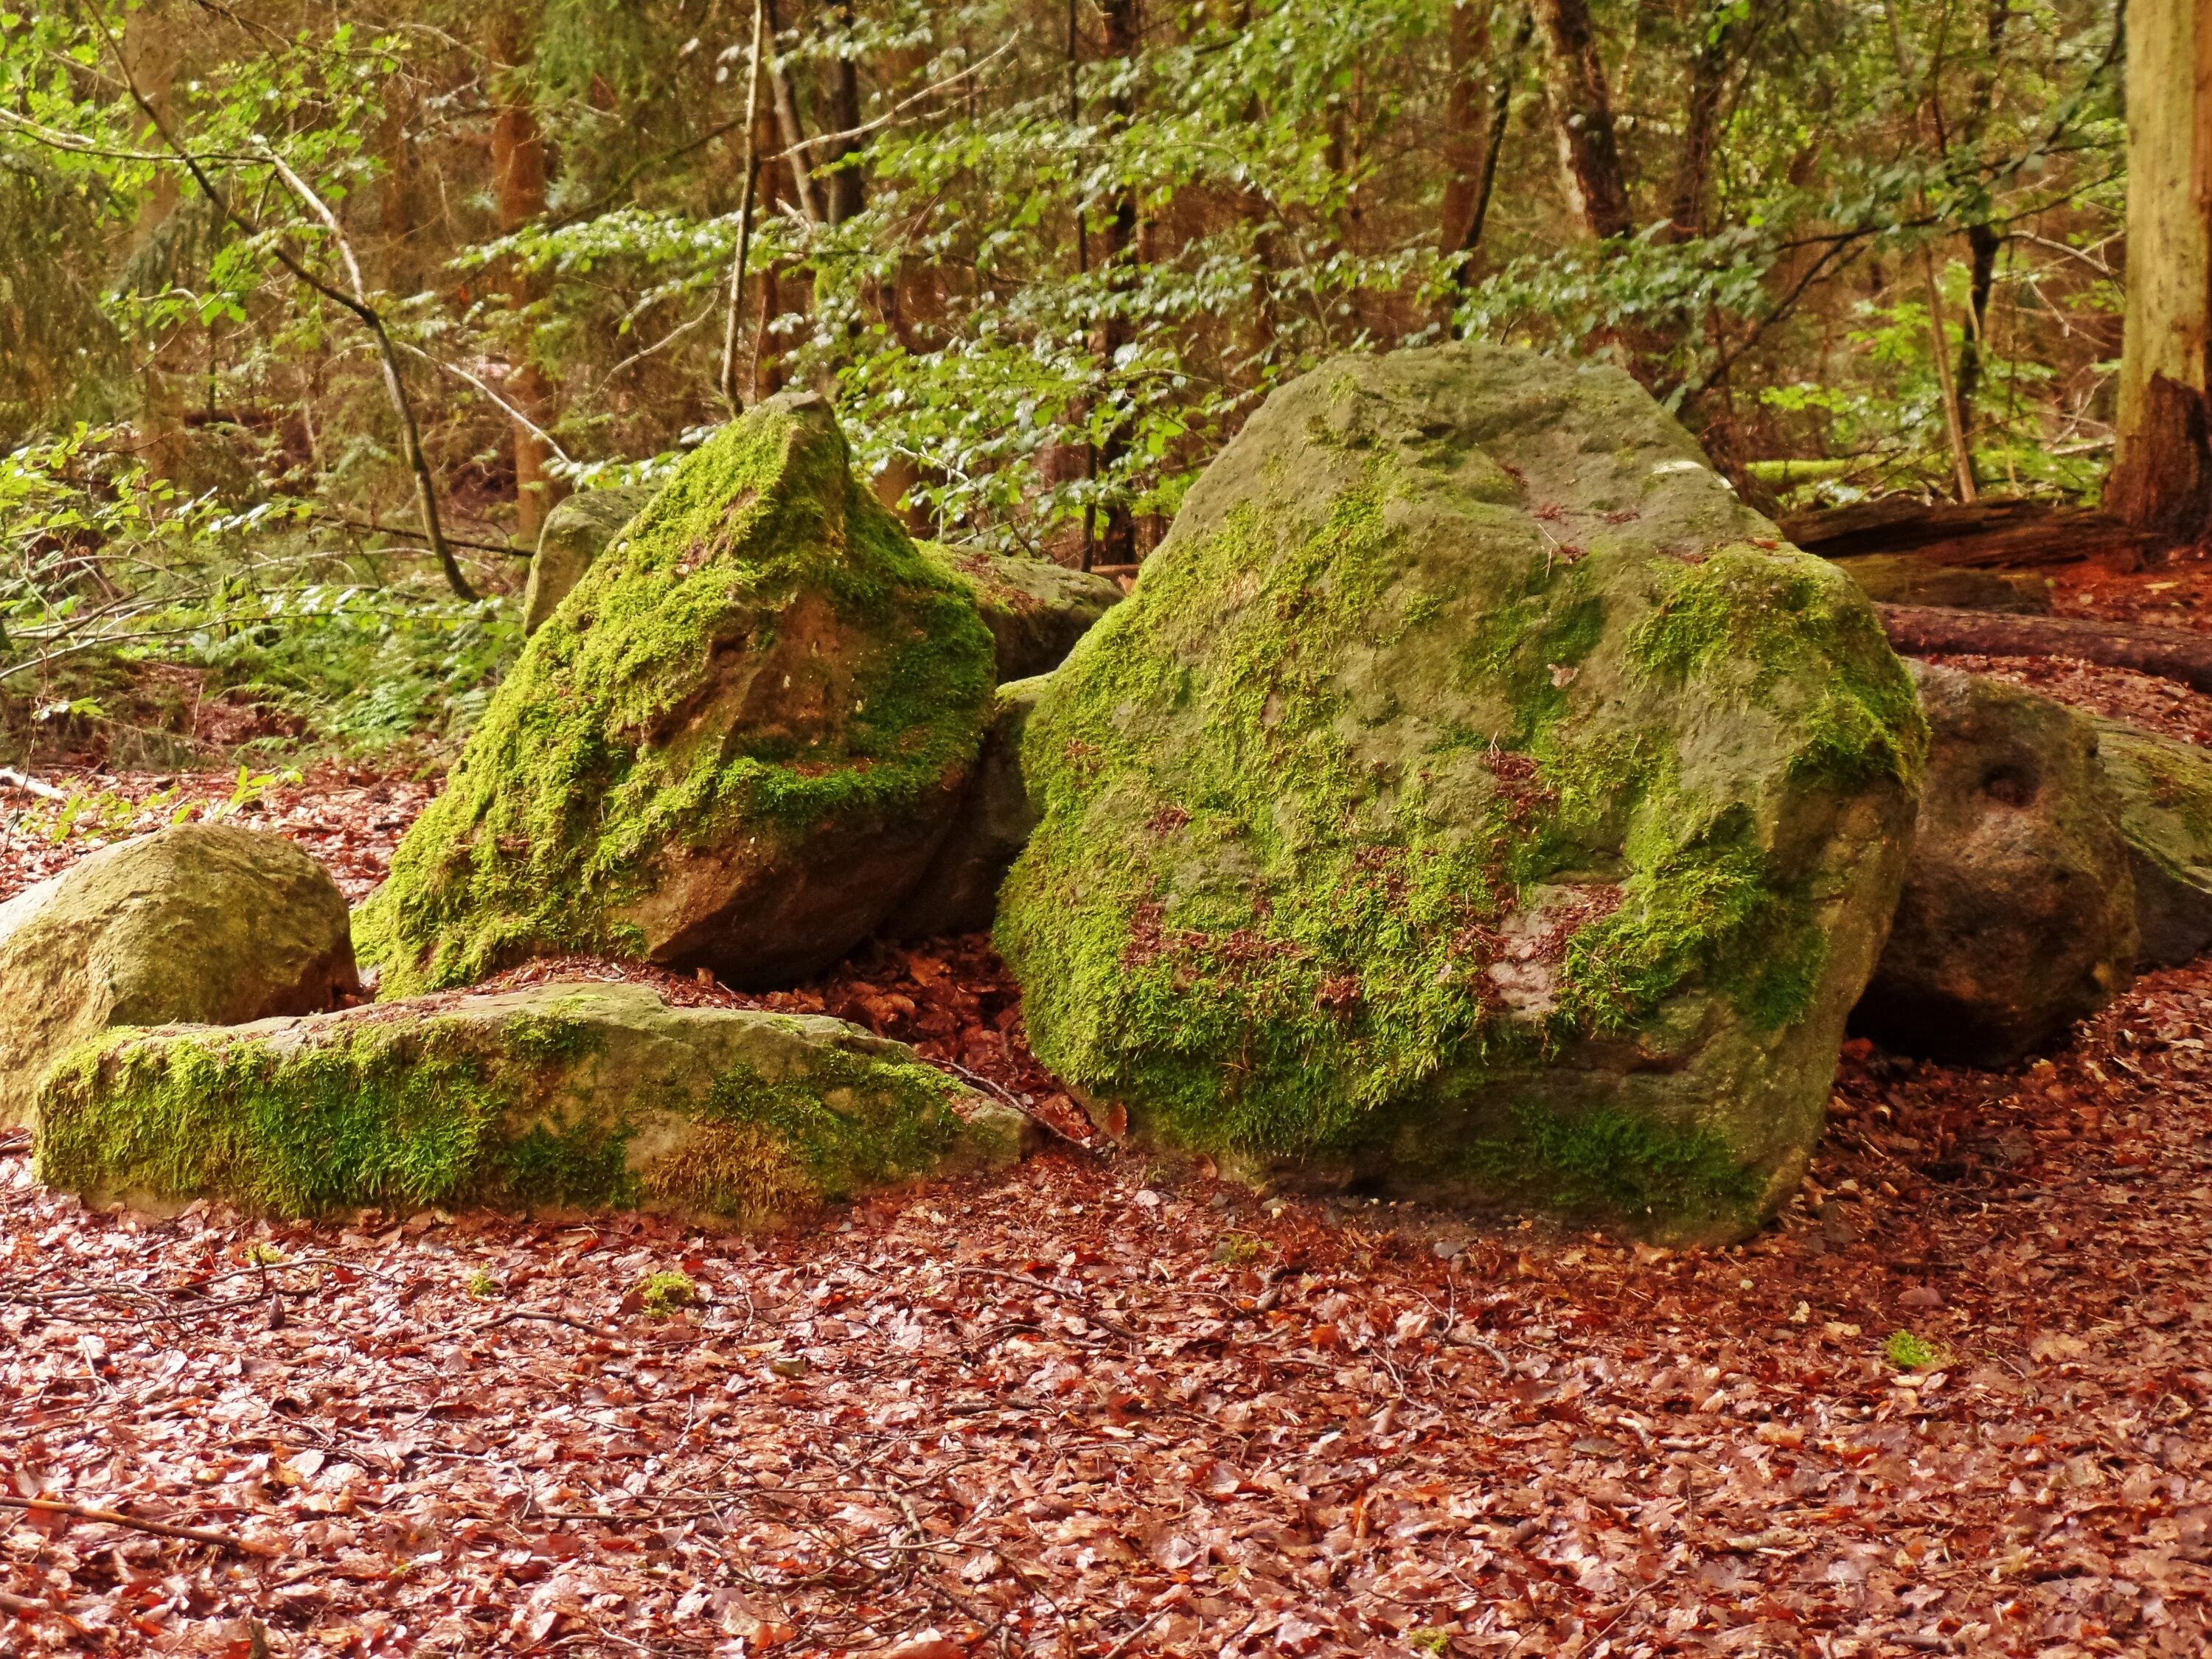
left=2, top=553, right=2211, bottom=1658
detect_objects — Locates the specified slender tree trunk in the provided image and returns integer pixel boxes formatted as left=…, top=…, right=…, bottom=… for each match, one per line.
left=764, top=0, right=821, bottom=226
left=379, top=82, right=422, bottom=297
left=2107, top=0, right=2212, bottom=541
left=1954, top=221, right=2003, bottom=434
left=1091, top=0, right=1141, bottom=568
left=1443, top=6, right=1532, bottom=291
left=1441, top=3, right=1494, bottom=251
left=1952, top=3, right=2013, bottom=472
left=820, top=1, right=864, bottom=225
left=718, top=0, right=769, bottom=411
left=751, top=92, right=791, bottom=404
left=492, top=33, right=562, bottom=543
left=1665, top=4, right=1742, bottom=243
left=1533, top=0, right=1633, bottom=241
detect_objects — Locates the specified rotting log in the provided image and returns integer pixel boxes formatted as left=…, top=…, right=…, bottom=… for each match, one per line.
left=1783, top=498, right=2166, bottom=569
left=1875, top=603, right=2212, bottom=695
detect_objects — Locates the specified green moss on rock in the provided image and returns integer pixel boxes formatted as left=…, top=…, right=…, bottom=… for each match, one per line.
left=920, top=543, right=1124, bottom=681
left=998, top=344, right=1924, bottom=1242
left=360, top=393, right=998, bottom=994
left=522, top=485, right=657, bottom=636
left=0, top=824, right=358, bottom=1130
left=2092, top=717, right=2212, bottom=967
left=34, top=981, right=1030, bottom=1225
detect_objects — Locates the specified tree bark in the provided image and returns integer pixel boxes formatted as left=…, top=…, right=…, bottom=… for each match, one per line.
left=1664, top=3, right=1746, bottom=243
left=1440, top=3, right=1492, bottom=252
left=1533, top=0, right=1632, bottom=241
left=1875, top=603, right=2212, bottom=695
left=1090, top=0, right=1141, bottom=568
left=819, top=1, right=864, bottom=225
left=2106, top=0, right=2212, bottom=542
left=1951, top=3, right=2013, bottom=467
left=491, top=35, right=562, bottom=543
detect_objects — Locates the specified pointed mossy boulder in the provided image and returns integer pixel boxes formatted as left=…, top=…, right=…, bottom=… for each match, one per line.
left=996, top=344, right=1925, bottom=1244
left=358, top=392, right=998, bottom=993
left=34, top=981, right=1032, bottom=1225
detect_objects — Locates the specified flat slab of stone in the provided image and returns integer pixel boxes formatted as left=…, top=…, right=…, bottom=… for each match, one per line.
left=35, top=981, right=1033, bottom=1226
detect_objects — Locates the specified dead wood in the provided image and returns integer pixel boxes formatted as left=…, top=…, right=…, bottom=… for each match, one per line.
left=0, top=1495, right=271, bottom=1557
left=1785, top=498, right=2165, bottom=568
left=1875, top=602, right=2212, bottom=692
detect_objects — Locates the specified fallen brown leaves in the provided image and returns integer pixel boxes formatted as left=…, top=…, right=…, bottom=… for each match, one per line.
left=1, top=566, right=2210, bottom=1655
left=4, top=937, right=2209, bottom=1655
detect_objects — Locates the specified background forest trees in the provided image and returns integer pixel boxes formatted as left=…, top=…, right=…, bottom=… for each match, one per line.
left=0, top=0, right=2139, bottom=757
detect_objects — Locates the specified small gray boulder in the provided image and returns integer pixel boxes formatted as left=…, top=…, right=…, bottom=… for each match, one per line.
left=1852, top=664, right=2135, bottom=1066
left=521, top=485, right=656, bottom=634
left=2091, top=718, right=2212, bottom=966
left=0, top=824, right=358, bottom=1127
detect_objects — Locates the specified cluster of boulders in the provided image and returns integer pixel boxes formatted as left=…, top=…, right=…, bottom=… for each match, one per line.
left=15, top=351, right=2212, bottom=1243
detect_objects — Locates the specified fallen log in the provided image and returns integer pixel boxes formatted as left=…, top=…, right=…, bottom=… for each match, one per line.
left=1875, top=603, right=2212, bottom=695
left=1784, top=498, right=2164, bottom=570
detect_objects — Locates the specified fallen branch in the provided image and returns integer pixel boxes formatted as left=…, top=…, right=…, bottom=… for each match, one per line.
left=0, top=1586, right=88, bottom=1634
left=0, top=1495, right=271, bottom=1557
left=476, top=1308, right=626, bottom=1343
left=1874, top=604, right=2212, bottom=695
left=0, top=768, right=68, bottom=803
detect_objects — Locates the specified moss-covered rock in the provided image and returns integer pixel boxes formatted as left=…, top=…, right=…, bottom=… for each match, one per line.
left=997, top=344, right=1924, bottom=1244
left=921, top=544, right=1124, bottom=680
left=35, top=980, right=1032, bottom=1224
left=2091, top=717, right=2212, bottom=967
left=0, top=825, right=357, bottom=1128
left=358, top=392, right=998, bottom=994
left=1831, top=556, right=2051, bottom=615
left=884, top=675, right=1048, bottom=939
left=1852, top=664, right=2135, bottom=1067
left=522, top=485, right=657, bottom=635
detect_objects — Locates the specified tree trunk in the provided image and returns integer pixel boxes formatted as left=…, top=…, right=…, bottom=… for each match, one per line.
left=1665, top=8, right=1735, bottom=242
left=820, top=1, right=864, bottom=225
left=764, top=0, right=821, bottom=227
left=1953, top=220, right=2003, bottom=441
left=2106, top=0, right=2212, bottom=543
left=1951, top=3, right=2013, bottom=468
left=1090, top=0, right=1141, bottom=568
left=1439, top=3, right=1493, bottom=255
left=491, top=45, right=562, bottom=544
left=1533, top=0, right=1632, bottom=241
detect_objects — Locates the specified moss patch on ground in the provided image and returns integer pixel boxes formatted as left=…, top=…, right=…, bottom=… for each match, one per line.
left=360, top=394, right=996, bottom=994
left=34, top=982, right=1018, bottom=1227
left=998, top=344, right=1923, bottom=1240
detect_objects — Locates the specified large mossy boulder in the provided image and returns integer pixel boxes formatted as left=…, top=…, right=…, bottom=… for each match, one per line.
left=2092, top=718, right=2212, bottom=967
left=1852, top=664, right=2135, bottom=1067
left=998, top=344, right=1925, bottom=1243
left=35, top=981, right=1031, bottom=1224
left=884, top=675, right=1048, bottom=939
left=358, top=392, right=998, bottom=994
left=0, top=825, right=357, bottom=1129
left=923, top=545, right=1124, bottom=681
left=522, top=485, right=656, bottom=635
